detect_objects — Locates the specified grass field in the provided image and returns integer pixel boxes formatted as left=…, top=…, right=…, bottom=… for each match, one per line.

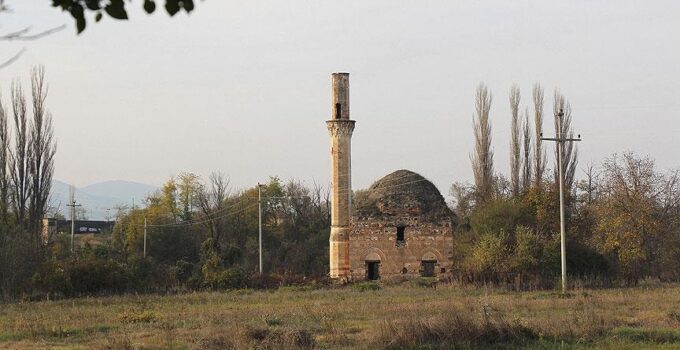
left=1, top=281, right=680, bottom=349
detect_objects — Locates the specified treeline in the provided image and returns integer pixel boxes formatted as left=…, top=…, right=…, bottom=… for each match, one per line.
left=0, top=67, right=57, bottom=300
left=30, top=174, right=332, bottom=298
left=452, top=83, right=680, bottom=288
left=4, top=78, right=680, bottom=300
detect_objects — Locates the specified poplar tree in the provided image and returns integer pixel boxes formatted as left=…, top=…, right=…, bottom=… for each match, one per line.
left=521, top=108, right=532, bottom=192
left=553, top=91, right=578, bottom=191
left=532, top=84, right=546, bottom=187
left=509, top=85, right=521, bottom=197
left=471, top=83, right=494, bottom=204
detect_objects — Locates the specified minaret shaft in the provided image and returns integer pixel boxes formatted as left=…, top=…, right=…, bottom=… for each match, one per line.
left=326, top=73, right=355, bottom=280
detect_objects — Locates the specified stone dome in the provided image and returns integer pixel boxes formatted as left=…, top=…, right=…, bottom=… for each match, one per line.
left=354, top=169, right=453, bottom=220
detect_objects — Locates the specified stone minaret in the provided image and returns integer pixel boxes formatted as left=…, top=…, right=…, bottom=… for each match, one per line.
left=326, top=73, right=355, bottom=280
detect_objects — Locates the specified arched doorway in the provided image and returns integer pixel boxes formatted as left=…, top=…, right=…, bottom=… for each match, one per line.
left=365, top=252, right=381, bottom=280
left=421, top=251, right=438, bottom=277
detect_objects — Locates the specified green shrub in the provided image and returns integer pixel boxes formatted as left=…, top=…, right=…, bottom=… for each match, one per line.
left=68, top=258, right=130, bottom=295
left=470, top=199, right=532, bottom=236
left=32, top=261, right=73, bottom=297
left=352, top=282, right=381, bottom=292
left=170, top=259, right=194, bottom=285
left=203, top=266, right=251, bottom=290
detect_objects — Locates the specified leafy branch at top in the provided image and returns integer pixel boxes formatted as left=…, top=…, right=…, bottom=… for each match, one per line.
left=51, top=0, right=197, bottom=34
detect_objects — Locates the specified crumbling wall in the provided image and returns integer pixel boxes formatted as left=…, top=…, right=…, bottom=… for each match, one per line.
left=349, top=215, right=454, bottom=280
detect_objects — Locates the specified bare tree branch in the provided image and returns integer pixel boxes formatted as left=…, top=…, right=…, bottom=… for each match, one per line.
left=0, top=0, right=65, bottom=69
left=0, top=48, right=25, bottom=70
left=0, top=25, right=66, bottom=41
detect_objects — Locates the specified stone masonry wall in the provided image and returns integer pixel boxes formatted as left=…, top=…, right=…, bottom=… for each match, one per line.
left=349, top=215, right=454, bottom=280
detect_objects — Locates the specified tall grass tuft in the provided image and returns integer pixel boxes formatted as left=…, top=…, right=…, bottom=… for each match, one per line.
left=374, top=311, right=536, bottom=348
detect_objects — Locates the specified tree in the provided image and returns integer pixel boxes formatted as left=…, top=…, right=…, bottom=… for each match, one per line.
left=521, top=108, right=532, bottom=192
left=592, top=153, right=680, bottom=282
left=532, top=84, right=546, bottom=187
left=160, top=177, right=179, bottom=222
left=450, top=181, right=475, bottom=219
left=52, top=0, right=198, bottom=33
left=178, top=172, right=200, bottom=221
left=28, top=67, right=56, bottom=232
left=509, top=85, right=521, bottom=198
left=471, top=83, right=494, bottom=205
left=0, top=67, right=57, bottom=299
left=9, top=80, right=30, bottom=228
left=0, top=93, right=9, bottom=220
left=196, top=172, right=229, bottom=251
left=552, top=91, right=578, bottom=191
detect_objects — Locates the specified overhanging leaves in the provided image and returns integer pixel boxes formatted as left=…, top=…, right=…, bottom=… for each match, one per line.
left=51, top=0, right=198, bottom=33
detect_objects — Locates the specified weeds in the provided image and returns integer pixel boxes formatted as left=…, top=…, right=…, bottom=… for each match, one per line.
left=1, top=283, right=679, bottom=349
left=119, top=310, right=161, bottom=324
left=374, top=309, right=536, bottom=348
left=351, top=281, right=381, bottom=292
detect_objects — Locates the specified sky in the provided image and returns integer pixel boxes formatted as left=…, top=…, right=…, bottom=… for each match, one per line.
left=1, top=1, right=679, bottom=198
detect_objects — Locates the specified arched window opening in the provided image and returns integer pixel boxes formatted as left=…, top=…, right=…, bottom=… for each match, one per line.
left=396, top=226, right=405, bottom=246
left=335, top=103, right=342, bottom=119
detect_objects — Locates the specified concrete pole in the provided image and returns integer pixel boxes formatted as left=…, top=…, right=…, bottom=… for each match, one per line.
left=67, top=199, right=81, bottom=254
left=258, top=183, right=263, bottom=274
left=557, top=110, right=567, bottom=293
left=143, top=216, right=147, bottom=258
left=541, top=108, right=580, bottom=294
left=70, top=202, right=75, bottom=253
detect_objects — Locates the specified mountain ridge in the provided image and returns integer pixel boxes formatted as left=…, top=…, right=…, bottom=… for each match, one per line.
left=51, top=180, right=158, bottom=220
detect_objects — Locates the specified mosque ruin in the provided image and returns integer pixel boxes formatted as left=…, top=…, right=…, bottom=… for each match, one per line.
left=326, top=73, right=455, bottom=281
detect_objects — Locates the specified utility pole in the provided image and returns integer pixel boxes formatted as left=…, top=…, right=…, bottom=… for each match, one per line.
left=66, top=199, right=82, bottom=254
left=541, top=108, right=581, bottom=293
left=143, top=216, right=147, bottom=258
left=257, top=183, right=263, bottom=274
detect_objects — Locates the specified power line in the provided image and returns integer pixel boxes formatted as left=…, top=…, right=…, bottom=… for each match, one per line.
left=143, top=202, right=258, bottom=228
left=136, top=169, right=434, bottom=229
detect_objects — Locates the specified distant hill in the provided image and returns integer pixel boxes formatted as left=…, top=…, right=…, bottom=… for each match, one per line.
left=50, top=180, right=158, bottom=220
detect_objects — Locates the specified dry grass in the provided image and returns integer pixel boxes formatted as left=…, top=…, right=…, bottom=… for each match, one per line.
left=1, top=282, right=679, bottom=349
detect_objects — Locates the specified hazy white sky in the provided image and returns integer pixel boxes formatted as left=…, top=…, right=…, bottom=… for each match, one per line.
left=1, top=1, right=679, bottom=197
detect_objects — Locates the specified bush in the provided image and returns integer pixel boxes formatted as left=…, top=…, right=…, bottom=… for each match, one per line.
left=169, top=259, right=194, bottom=285
left=68, top=258, right=130, bottom=295
left=470, top=199, right=532, bottom=237
left=32, top=261, right=73, bottom=298
left=352, top=281, right=381, bottom=292
left=204, top=266, right=251, bottom=290
left=249, top=273, right=284, bottom=289
left=466, top=232, right=508, bottom=279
